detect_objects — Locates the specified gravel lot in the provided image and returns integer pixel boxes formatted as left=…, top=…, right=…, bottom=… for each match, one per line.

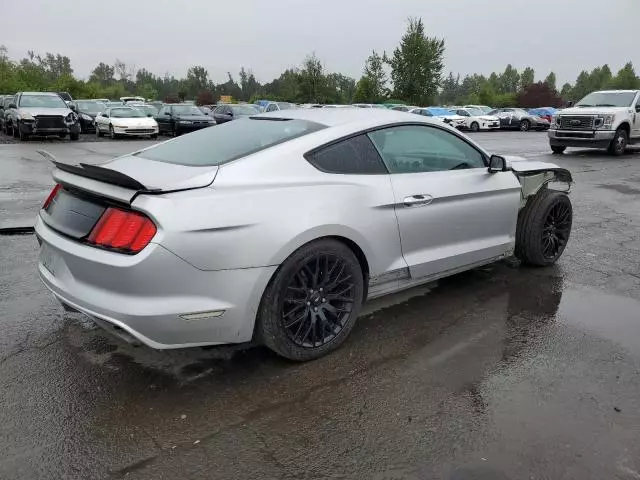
left=1, top=131, right=640, bottom=479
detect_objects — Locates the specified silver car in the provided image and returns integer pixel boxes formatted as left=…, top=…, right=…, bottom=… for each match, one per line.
left=36, top=109, right=573, bottom=361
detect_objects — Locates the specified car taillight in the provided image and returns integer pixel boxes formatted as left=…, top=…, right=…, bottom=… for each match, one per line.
left=43, top=184, right=62, bottom=210
left=87, top=207, right=157, bottom=254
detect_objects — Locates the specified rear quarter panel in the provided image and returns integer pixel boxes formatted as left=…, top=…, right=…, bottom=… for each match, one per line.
left=132, top=134, right=406, bottom=276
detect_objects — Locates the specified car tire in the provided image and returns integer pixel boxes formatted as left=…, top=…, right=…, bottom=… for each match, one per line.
left=515, top=189, right=572, bottom=267
left=257, top=239, right=365, bottom=361
left=470, top=122, right=479, bottom=132
left=58, top=133, right=67, bottom=140
left=607, top=127, right=627, bottom=156
left=18, top=125, right=28, bottom=141
left=96, top=125, right=103, bottom=137
left=12, top=123, right=19, bottom=138
left=150, top=133, right=158, bottom=140
left=70, top=132, right=79, bottom=141
left=520, top=119, right=530, bottom=132
left=109, top=124, right=116, bottom=140
left=551, top=146, right=566, bottom=154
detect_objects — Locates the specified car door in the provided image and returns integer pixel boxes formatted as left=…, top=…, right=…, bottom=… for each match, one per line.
left=266, top=103, right=278, bottom=113
left=632, top=92, right=640, bottom=139
left=367, top=124, right=521, bottom=280
left=155, top=105, right=167, bottom=132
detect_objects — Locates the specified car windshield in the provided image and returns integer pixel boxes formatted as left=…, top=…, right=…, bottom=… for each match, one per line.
left=171, top=105, right=203, bottom=115
left=428, top=108, right=453, bottom=116
left=466, top=108, right=484, bottom=116
left=76, top=101, right=105, bottom=113
left=276, top=102, right=296, bottom=110
left=19, top=95, right=67, bottom=108
left=514, top=109, right=529, bottom=115
left=110, top=108, right=144, bottom=118
left=135, top=118, right=325, bottom=166
left=135, top=105, right=157, bottom=115
left=575, top=91, right=636, bottom=107
left=231, top=105, right=260, bottom=115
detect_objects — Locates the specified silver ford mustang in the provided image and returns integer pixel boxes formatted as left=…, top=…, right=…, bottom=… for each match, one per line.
left=36, top=109, right=573, bottom=361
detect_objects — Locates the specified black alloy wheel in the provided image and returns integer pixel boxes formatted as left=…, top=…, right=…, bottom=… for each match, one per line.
left=470, top=122, right=479, bottom=132
left=541, top=200, right=572, bottom=260
left=608, top=128, right=627, bottom=156
left=520, top=119, right=530, bottom=132
left=282, top=254, right=356, bottom=348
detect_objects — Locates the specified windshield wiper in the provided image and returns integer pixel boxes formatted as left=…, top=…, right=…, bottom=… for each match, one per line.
left=595, top=104, right=616, bottom=107
left=575, top=104, right=592, bottom=107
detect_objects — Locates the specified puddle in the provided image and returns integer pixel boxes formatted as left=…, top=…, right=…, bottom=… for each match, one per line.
left=557, top=287, right=640, bottom=353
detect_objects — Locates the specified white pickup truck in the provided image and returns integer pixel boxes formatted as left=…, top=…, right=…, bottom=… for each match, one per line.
left=548, top=89, right=640, bottom=155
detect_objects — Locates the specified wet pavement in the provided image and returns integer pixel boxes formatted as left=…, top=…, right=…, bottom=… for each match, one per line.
left=1, top=132, right=640, bottom=479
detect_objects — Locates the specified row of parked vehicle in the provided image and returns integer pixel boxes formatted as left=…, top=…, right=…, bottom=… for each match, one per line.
left=0, top=90, right=556, bottom=142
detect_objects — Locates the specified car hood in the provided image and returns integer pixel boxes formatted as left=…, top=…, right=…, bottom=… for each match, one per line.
left=559, top=106, right=630, bottom=116
left=18, top=107, right=72, bottom=116
left=480, top=115, right=499, bottom=121
left=174, top=114, right=211, bottom=121
left=503, top=155, right=572, bottom=182
left=110, top=117, right=158, bottom=127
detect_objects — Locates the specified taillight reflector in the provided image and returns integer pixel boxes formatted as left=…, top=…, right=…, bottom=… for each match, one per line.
left=43, top=184, right=62, bottom=210
left=87, top=207, right=156, bottom=253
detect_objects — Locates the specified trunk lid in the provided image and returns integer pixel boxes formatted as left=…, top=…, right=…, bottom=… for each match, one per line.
left=39, top=150, right=219, bottom=204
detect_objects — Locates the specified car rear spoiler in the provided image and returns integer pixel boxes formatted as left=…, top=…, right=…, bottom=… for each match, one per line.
left=37, top=150, right=158, bottom=192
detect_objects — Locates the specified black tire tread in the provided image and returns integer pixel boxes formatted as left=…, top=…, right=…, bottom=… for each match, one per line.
left=515, top=189, right=572, bottom=267
left=257, top=239, right=364, bottom=361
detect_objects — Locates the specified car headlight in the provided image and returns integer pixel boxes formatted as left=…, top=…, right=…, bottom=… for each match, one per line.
left=594, top=114, right=614, bottom=129
left=18, top=110, right=35, bottom=121
left=552, top=115, right=561, bottom=127
left=179, top=120, right=192, bottom=124
left=65, top=112, right=77, bottom=123
left=80, top=113, right=93, bottom=121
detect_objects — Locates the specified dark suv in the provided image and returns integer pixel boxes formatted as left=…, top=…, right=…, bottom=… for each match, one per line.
left=0, top=95, right=14, bottom=132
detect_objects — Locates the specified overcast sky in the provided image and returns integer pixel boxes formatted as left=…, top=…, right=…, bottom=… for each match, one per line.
left=3, top=0, right=638, bottom=86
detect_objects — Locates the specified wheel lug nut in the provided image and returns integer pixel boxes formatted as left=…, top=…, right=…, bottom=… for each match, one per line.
left=314, top=307, right=318, bottom=312
left=319, top=288, right=323, bottom=292
left=309, top=289, right=314, bottom=293
left=322, top=298, right=325, bottom=302
left=306, top=302, right=310, bottom=306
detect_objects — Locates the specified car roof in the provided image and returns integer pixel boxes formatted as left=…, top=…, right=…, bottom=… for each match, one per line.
left=21, top=92, right=61, bottom=96
left=258, top=107, right=428, bottom=127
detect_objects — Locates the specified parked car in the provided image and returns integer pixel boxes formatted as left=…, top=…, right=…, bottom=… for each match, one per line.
left=264, top=102, right=297, bottom=112
left=56, top=91, right=73, bottom=105
left=424, top=107, right=467, bottom=129
left=450, top=108, right=500, bottom=132
left=121, top=96, right=146, bottom=104
left=212, top=104, right=260, bottom=124
left=409, top=107, right=439, bottom=120
left=528, top=107, right=558, bottom=123
left=489, top=108, right=550, bottom=131
left=548, top=89, right=640, bottom=155
left=36, top=108, right=573, bottom=361
left=464, top=105, right=493, bottom=114
left=5, top=91, right=80, bottom=140
left=74, top=100, right=106, bottom=133
left=95, top=106, right=158, bottom=139
left=198, top=106, right=213, bottom=115
left=0, top=95, right=14, bottom=132
left=133, top=104, right=160, bottom=118
left=155, top=103, right=215, bottom=135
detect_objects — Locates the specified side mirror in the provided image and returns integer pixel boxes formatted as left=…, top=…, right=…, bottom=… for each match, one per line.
left=69, top=104, right=77, bottom=112
left=566, top=101, right=574, bottom=108
left=488, top=155, right=507, bottom=173
left=635, top=105, right=640, bottom=113
left=8, top=103, right=16, bottom=109
left=147, top=113, right=152, bottom=117
left=205, top=112, right=209, bottom=115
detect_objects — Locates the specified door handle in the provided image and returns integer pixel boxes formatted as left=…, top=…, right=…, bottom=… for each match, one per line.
left=403, top=194, right=433, bottom=207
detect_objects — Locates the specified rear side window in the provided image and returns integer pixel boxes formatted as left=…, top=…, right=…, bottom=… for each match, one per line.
left=135, top=118, right=326, bottom=166
left=306, top=134, right=387, bottom=174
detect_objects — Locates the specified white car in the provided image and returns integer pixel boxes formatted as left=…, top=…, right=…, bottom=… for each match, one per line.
left=423, top=107, right=467, bottom=129
left=95, top=106, right=159, bottom=139
left=451, top=108, right=501, bottom=132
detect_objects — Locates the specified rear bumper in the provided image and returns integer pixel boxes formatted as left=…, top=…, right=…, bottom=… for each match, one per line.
left=548, top=129, right=615, bottom=148
left=35, top=215, right=276, bottom=349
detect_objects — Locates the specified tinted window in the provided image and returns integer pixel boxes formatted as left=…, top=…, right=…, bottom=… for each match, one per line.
left=266, top=104, right=277, bottom=112
left=135, top=118, right=326, bottom=166
left=307, top=135, right=387, bottom=175
left=368, top=125, right=485, bottom=173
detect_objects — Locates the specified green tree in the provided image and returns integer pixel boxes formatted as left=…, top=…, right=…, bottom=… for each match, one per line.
left=186, top=65, right=209, bottom=97
left=499, top=64, right=520, bottom=94
left=520, top=67, right=535, bottom=89
left=388, top=17, right=445, bottom=105
left=544, top=72, right=557, bottom=91
left=352, top=76, right=376, bottom=103
left=560, top=82, right=572, bottom=99
left=609, top=62, right=640, bottom=89
left=439, top=72, right=461, bottom=105
left=298, top=53, right=326, bottom=102
left=362, top=50, right=388, bottom=102
left=90, top=62, right=115, bottom=85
